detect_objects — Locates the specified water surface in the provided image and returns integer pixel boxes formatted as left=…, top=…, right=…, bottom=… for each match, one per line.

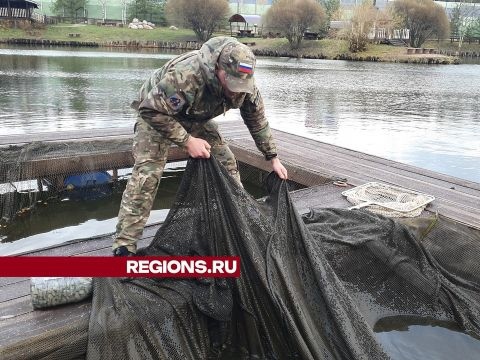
left=0, top=46, right=479, bottom=252
left=0, top=46, right=479, bottom=182
left=375, top=317, right=480, bottom=360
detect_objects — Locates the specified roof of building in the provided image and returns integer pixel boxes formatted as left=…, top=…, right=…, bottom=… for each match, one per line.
left=228, top=14, right=262, bottom=26
left=0, top=0, right=38, bottom=8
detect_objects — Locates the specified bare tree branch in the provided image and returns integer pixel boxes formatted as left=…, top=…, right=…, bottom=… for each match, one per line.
left=392, top=0, right=450, bottom=48
left=264, top=0, right=326, bottom=49
left=166, top=0, right=229, bottom=42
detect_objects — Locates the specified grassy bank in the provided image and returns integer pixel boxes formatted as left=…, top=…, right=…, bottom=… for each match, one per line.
left=1, top=24, right=478, bottom=63
left=0, top=24, right=197, bottom=42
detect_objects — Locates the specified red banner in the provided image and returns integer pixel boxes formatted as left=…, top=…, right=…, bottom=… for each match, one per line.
left=0, top=256, right=241, bottom=278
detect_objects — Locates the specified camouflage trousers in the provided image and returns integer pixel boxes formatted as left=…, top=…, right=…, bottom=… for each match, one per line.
left=113, top=117, right=240, bottom=253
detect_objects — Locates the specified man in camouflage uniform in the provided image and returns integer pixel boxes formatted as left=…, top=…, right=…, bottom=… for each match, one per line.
left=113, top=36, right=288, bottom=256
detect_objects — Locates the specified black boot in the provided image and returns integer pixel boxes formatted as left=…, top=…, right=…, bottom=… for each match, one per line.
left=113, top=246, right=135, bottom=256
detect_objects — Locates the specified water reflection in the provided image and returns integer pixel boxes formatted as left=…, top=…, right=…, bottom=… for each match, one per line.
left=0, top=47, right=479, bottom=183
left=0, top=163, right=267, bottom=254
left=0, top=168, right=183, bottom=255
left=240, top=57, right=480, bottom=182
left=0, top=47, right=177, bottom=134
left=375, top=316, right=480, bottom=360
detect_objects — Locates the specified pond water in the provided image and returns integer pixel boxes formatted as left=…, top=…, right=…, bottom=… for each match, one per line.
left=0, top=46, right=479, bottom=182
left=0, top=45, right=479, bottom=252
left=375, top=316, right=480, bottom=360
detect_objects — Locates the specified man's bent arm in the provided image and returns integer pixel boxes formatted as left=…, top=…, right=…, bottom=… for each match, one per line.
left=240, top=87, right=278, bottom=160
left=139, top=109, right=190, bottom=147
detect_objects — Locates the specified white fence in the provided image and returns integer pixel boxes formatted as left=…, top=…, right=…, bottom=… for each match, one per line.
left=32, top=12, right=44, bottom=22
left=369, top=27, right=410, bottom=40
left=0, top=7, right=30, bottom=18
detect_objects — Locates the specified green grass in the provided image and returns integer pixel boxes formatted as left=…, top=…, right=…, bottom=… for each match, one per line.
left=1, top=24, right=478, bottom=61
left=247, top=37, right=350, bottom=58
left=0, top=24, right=198, bottom=42
left=359, top=44, right=406, bottom=59
left=423, top=39, right=480, bottom=52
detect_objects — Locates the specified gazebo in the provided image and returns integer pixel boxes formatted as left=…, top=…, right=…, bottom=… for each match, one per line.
left=228, top=14, right=262, bottom=38
left=0, top=0, right=38, bottom=20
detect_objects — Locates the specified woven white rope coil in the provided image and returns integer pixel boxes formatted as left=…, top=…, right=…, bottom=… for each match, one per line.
left=342, top=182, right=435, bottom=218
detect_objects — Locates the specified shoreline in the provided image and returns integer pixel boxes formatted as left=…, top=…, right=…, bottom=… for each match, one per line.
left=0, top=37, right=468, bottom=65
left=252, top=47, right=460, bottom=64
left=1, top=23, right=479, bottom=64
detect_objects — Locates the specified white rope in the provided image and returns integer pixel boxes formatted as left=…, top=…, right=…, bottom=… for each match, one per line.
left=342, top=182, right=435, bottom=218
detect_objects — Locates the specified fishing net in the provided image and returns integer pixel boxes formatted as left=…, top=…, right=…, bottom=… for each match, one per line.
left=86, top=157, right=480, bottom=360
left=0, top=139, right=193, bottom=250
left=342, top=182, right=435, bottom=218
left=0, top=140, right=133, bottom=224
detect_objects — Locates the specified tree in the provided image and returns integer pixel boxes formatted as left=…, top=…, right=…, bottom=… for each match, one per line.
left=128, top=0, right=166, bottom=25
left=165, top=0, right=229, bottom=42
left=342, top=3, right=377, bottom=52
left=467, top=17, right=480, bottom=37
left=318, top=0, right=340, bottom=22
left=264, top=0, right=326, bottom=49
left=450, top=1, right=479, bottom=48
left=121, top=0, right=130, bottom=25
left=317, top=0, right=341, bottom=37
left=464, top=16, right=480, bottom=44
left=98, top=0, right=108, bottom=22
left=392, top=0, right=450, bottom=48
left=51, top=0, right=88, bottom=22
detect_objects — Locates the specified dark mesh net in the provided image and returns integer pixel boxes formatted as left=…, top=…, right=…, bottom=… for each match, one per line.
left=0, top=140, right=132, bottom=223
left=86, top=157, right=480, bottom=359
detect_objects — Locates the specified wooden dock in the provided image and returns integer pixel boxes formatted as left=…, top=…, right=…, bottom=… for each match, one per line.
left=220, top=121, right=480, bottom=229
left=1, top=119, right=480, bottom=358
left=1, top=120, right=479, bottom=228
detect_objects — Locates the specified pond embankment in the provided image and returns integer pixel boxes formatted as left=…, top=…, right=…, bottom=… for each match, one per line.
left=1, top=37, right=477, bottom=64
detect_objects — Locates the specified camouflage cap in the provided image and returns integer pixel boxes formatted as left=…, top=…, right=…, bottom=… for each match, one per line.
left=218, top=42, right=256, bottom=94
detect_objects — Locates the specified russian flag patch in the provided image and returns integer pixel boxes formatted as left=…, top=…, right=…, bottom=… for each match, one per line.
left=238, top=62, right=254, bottom=74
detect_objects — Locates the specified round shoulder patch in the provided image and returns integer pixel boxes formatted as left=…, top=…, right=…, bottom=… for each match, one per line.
left=166, top=93, right=185, bottom=111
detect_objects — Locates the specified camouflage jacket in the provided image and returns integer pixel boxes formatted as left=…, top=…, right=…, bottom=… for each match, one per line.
left=135, top=36, right=277, bottom=159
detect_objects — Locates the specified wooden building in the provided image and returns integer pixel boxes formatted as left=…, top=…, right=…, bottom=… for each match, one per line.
left=0, top=0, right=38, bottom=21
left=229, top=13, right=262, bottom=37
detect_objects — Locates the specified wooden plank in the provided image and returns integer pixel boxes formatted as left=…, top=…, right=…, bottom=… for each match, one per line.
left=289, top=183, right=353, bottom=214
left=0, top=280, right=30, bottom=303
left=1, top=122, right=479, bottom=228
left=0, top=144, right=188, bottom=183
left=0, top=295, right=33, bottom=319
left=272, top=131, right=480, bottom=194
left=220, top=122, right=480, bottom=191
left=225, top=126, right=480, bottom=194
left=0, top=278, right=26, bottom=288
left=227, top=139, right=480, bottom=228
left=216, top=124, right=480, bottom=229
left=1, top=123, right=477, bottom=189
left=5, top=122, right=477, bottom=190
left=278, top=142, right=480, bottom=207
left=0, top=300, right=90, bottom=360
left=0, top=128, right=133, bottom=146
left=226, top=143, right=333, bottom=187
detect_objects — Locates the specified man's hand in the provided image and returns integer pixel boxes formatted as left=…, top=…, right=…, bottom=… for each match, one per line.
left=185, top=136, right=211, bottom=158
left=271, top=157, right=288, bottom=179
